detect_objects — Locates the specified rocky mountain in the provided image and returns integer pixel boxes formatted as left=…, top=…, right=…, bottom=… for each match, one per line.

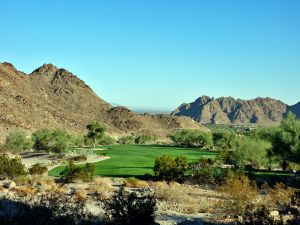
left=0, top=62, right=202, bottom=141
left=171, top=96, right=300, bottom=124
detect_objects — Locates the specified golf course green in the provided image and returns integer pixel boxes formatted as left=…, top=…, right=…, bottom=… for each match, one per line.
left=48, top=145, right=217, bottom=177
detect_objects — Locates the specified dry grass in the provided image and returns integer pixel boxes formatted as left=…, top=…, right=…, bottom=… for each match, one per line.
left=123, top=177, right=149, bottom=188
left=88, top=177, right=115, bottom=200
left=153, top=181, right=199, bottom=214
left=218, top=176, right=296, bottom=217
left=14, top=175, right=56, bottom=189
left=14, top=186, right=37, bottom=196
left=14, top=176, right=31, bottom=186
left=73, top=188, right=88, bottom=201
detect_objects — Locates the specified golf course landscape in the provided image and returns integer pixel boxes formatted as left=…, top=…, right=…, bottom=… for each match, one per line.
left=49, top=145, right=217, bottom=177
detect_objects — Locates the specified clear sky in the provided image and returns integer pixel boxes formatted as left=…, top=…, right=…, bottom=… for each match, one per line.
left=1, top=0, right=300, bottom=110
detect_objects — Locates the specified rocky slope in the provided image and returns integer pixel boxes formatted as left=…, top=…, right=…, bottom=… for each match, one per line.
left=0, top=62, right=201, bottom=141
left=171, top=96, right=300, bottom=124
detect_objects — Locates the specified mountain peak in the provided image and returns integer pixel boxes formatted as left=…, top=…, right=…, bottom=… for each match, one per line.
left=195, top=95, right=211, bottom=104
left=31, top=63, right=58, bottom=76
left=0, top=62, right=18, bottom=72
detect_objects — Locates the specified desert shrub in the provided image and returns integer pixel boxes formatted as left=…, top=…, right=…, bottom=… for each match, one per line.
left=0, top=156, right=26, bottom=179
left=32, top=129, right=53, bottom=151
left=189, top=158, right=231, bottom=185
left=216, top=149, right=234, bottom=164
left=261, top=182, right=296, bottom=210
left=135, top=134, right=156, bottom=145
left=169, top=130, right=213, bottom=148
left=72, top=135, right=85, bottom=147
left=29, top=176, right=56, bottom=189
left=83, top=136, right=94, bottom=146
left=154, top=155, right=188, bottom=182
left=104, top=186, right=156, bottom=225
left=14, top=186, right=37, bottom=196
left=123, top=177, right=149, bottom=188
left=212, top=129, right=237, bottom=151
left=72, top=188, right=88, bottom=201
left=118, top=135, right=135, bottom=145
left=51, top=130, right=74, bottom=153
left=243, top=203, right=300, bottom=225
left=32, top=129, right=73, bottom=153
left=89, top=177, right=115, bottom=200
left=153, top=181, right=198, bottom=214
left=14, top=176, right=31, bottom=186
left=190, top=157, right=215, bottom=170
left=99, top=134, right=116, bottom=145
left=14, top=175, right=55, bottom=188
left=4, top=130, right=33, bottom=153
left=72, top=155, right=87, bottom=162
left=0, top=190, right=93, bottom=225
left=60, top=162, right=95, bottom=183
left=232, top=136, right=271, bottom=169
left=29, top=163, right=48, bottom=175
left=219, top=175, right=259, bottom=217
left=218, top=175, right=297, bottom=219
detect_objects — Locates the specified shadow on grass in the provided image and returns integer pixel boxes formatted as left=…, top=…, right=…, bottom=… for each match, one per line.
left=249, top=169, right=298, bottom=187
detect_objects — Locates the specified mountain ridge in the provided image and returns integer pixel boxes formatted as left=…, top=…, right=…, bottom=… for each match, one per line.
left=171, top=95, right=300, bottom=124
left=0, top=62, right=202, bottom=141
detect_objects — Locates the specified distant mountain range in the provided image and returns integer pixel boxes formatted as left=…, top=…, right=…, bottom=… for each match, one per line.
left=0, top=62, right=202, bottom=141
left=110, top=103, right=172, bottom=115
left=171, top=96, right=300, bottom=124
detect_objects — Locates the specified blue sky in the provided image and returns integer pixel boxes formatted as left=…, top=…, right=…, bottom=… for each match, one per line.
left=1, top=0, right=300, bottom=110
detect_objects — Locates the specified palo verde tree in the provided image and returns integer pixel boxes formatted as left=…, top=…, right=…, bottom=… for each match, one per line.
left=254, top=112, right=300, bottom=169
left=271, top=112, right=300, bottom=169
left=5, top=129, right=33, bottom=153
left=86, top=122, right=106, bottom=149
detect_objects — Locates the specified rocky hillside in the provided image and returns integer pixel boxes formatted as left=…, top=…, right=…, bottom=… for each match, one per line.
left=0, top=62, right=202, bottom=141
left=171, top=96, right=300, bottom=124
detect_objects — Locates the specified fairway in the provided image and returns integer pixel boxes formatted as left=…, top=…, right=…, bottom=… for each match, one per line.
left=49, top=145, right=217, bottom=177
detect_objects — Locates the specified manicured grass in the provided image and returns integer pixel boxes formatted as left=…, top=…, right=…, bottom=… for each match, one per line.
left=49, top=145, right=217, bottom=177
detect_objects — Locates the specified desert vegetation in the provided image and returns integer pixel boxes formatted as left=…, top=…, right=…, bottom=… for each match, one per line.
left=0, top=114, right=299, bottom=224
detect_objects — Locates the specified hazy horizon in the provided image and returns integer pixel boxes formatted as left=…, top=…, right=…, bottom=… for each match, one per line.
left=1, top=0, right=300, bottom=109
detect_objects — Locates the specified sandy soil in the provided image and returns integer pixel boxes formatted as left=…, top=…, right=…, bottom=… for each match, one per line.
left=21, top=154, right=110, bottom=169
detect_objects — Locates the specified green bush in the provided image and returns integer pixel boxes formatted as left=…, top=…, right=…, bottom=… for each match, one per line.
left=99, top=134, right=116, bottom=145
left=232, top=136, right=271, bottom=169
left=0, top=156, right=26, bottom=179
left=29, top=163, right=48, bottom=175
left=5, top=130, right=33, bottom=153
left=216, top=149, right=234, bottom=164
left=154, top=155, right=188, bottom=182
left=169, top=130, right=212, bottom=148
left=32, top=129, right=73, bottom=153
left=60, top=162, right=95, bottom=183
left=118, top=136, right=135, bottom=145
left=253, top=113, right=300, bottom=170
left=135, top=134, right=156, bottom=145
left=189, top=158, right=231, bottom=185
left=72, top=135, right=85, bottom=147
left=212, top=129, right=237, bottom=151
left=104, top=186, right=156, bottom=225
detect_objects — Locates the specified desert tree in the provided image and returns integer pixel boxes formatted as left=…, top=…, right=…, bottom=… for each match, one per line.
left=86, top=122, right=106, bottom=149
left=5, top=129, right=33, bottom=153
